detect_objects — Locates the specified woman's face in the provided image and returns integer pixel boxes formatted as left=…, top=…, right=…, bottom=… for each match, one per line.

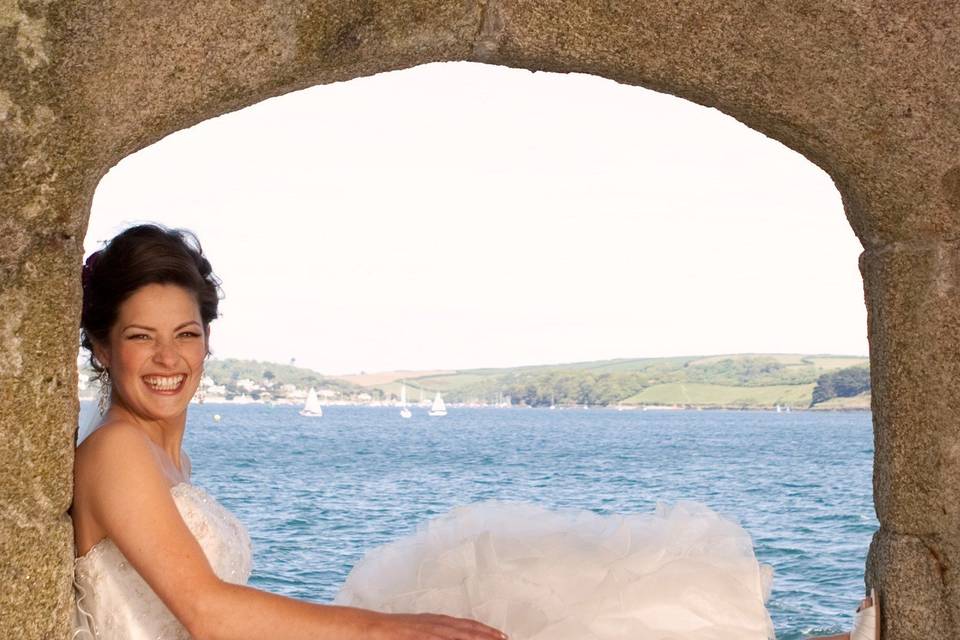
left=95, top=283, right=208, bottom=423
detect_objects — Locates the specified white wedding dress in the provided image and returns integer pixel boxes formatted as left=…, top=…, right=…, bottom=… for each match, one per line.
left=71, top=483, right=775, bottom=640
left=336, top=501, right=777, bottom=640
left=71, top=482, right=253, bottom=640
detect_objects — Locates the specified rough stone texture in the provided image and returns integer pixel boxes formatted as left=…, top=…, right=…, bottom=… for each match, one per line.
left=1, top=1, right=959, bottom=638
left=1, top=0, right=87, bottom=637
left=868, top=530, right=956, bottom=640
left=862, top=242, right=960, bottom=639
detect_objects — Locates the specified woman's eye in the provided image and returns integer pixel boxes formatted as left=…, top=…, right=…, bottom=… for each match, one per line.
left=178, top=331, right=201, bottom=339
left=127, top=334, right=150, bottom=341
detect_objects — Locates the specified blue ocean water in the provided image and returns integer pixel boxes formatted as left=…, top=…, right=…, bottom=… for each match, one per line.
left=173, top=405, right=875, bottom=639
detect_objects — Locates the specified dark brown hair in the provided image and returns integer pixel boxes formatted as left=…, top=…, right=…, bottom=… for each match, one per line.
left=80, top=224, right=222, bottom=374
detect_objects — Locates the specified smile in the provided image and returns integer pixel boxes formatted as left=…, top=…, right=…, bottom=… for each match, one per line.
left=142, top=374, right=187, bottom=393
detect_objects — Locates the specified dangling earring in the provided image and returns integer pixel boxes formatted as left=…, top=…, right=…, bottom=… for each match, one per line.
left=97, top=370, right=111, bottom=415
left=194, top=370, right=206, bottom=404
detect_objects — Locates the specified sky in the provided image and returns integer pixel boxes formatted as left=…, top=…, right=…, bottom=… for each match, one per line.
left=85, top=61, right=868, bottom=375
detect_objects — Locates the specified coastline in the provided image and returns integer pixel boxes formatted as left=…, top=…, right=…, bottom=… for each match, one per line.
left=79, top=395, right=870, bottom=412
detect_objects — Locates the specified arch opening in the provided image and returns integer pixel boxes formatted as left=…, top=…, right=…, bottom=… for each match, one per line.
left=82, top=62, right=875, bottom=636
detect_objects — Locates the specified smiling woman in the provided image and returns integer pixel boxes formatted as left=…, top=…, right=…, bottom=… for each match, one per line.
left=95, top=283, right=208, bottom=420
left=69, top=223, right=507, bottom=640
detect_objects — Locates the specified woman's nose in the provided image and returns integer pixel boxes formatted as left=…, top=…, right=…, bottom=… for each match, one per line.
left=152, top=340, right=180, bottom=366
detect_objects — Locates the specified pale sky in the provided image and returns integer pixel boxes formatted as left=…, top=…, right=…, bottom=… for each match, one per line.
left=85, top=61, right=868, bottom=375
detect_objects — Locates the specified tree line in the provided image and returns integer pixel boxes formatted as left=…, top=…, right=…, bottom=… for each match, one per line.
left=810, top=366, right=871, bottom=406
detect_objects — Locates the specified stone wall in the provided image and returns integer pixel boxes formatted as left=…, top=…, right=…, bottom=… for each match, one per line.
left=1, top=2, right=957, bottom=638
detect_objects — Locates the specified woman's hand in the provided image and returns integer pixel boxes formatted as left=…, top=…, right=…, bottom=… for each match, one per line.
left=365, top=611, right=507, bottom=640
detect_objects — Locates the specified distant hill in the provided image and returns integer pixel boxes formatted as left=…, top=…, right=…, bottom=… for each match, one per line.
left=332, top=354, right=871, bottom=410
left=202, top=359, right=363, bottom=400
left=80, top=354, right=870, bottom=409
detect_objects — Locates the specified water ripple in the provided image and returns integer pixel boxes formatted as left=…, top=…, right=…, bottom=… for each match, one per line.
left=184, top=405, right=876, bottom=639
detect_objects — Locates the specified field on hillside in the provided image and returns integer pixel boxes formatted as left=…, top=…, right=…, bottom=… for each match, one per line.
left=332, top=354, right=869, bottom=409
left=623, top=382, right=816, bottom=408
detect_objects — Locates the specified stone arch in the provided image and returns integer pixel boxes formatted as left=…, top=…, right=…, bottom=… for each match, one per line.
left=2, top=3, right=958, bottom=638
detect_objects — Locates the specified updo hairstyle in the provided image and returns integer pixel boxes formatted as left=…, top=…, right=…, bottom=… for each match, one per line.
left=80, top=224, right=222, bottom=377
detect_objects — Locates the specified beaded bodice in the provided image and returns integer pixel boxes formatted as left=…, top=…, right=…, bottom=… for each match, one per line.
left=72, top=482, right=252, bottom=639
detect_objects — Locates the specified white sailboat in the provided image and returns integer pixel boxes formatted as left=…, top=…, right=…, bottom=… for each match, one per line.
left=400, top=383, right=412, bottom=419
left=428, top=392, right=447, bottom=417
left=299, top=387, right=323, bottom=417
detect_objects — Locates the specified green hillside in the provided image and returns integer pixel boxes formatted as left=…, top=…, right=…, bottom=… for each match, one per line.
left=204, top=359, right=362, bottom=397
left=623, top=383, right=815, bottom=408
left=346, top=354, right=870, bottom=409
left=163, top=354, right=870, bottom=409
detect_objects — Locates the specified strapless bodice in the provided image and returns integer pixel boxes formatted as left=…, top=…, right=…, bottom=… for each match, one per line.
left=72, top=482, right=253, bottom=639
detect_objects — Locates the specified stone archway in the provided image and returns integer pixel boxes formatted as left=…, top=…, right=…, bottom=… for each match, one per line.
left=2, top=3, right=958, bottom=638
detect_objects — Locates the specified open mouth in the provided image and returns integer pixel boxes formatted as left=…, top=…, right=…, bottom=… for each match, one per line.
left=142, top=374, right=187, bottom=394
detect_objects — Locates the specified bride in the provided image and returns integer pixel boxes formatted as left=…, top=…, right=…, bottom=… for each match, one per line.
left=70, top=224, right=879, bottom=640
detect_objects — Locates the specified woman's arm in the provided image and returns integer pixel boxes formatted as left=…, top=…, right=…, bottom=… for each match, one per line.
left=192, top=584, right=503, bottom=640
left=83, top=425, right=504, bottom=640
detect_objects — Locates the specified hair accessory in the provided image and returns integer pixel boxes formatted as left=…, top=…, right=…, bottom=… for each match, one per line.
left=81, top=251, right=102, bottom=291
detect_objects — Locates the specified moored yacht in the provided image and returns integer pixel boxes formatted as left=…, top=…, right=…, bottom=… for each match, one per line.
left=400, top=383, right=412, bottom=419
left=428, top=392, right=447, bottom=417
left=299, top=387, right=323, bottom=417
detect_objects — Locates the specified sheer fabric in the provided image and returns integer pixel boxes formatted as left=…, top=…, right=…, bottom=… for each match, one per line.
left=336, top=501, right=776, bottom=640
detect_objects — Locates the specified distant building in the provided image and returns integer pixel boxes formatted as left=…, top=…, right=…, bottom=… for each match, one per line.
left=285, top=386, right=308, bottom=399
left=236, top=378, right=260, bottom=392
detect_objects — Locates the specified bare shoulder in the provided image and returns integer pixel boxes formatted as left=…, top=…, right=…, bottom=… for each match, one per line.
left=74, top=421, right=159, bottom=493
left=76, top=421, right=189, bottom=518
left=73, top=422, right=166, bottom=545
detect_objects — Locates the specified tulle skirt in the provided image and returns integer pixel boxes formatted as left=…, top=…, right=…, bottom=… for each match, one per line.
left=335, top=501, right=776, bottom=639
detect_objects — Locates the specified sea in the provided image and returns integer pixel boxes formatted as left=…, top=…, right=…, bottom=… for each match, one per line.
left=80, top=403, right=877, bottom=639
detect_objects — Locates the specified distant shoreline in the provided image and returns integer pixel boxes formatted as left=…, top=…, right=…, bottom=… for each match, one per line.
left=79, top=353, right=871, bottom=411
left=79, top=396, right=870, bottom=413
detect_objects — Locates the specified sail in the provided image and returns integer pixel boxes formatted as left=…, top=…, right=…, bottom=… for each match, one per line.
left=430, top=392, right=446, bottom=414
left=302, top=387, right=323, bottom=416
left=399, top=384, right=412, bottom=417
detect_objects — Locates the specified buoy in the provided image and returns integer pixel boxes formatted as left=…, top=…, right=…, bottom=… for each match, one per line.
left=213, top=414, right=221, bottom=423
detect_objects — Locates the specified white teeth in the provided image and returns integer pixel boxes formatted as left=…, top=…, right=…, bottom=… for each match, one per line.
left=144, top=375, right=186, bottom=391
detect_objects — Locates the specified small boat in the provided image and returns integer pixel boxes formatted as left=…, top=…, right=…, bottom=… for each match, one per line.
left=400, top=383, right=412, bottom=419
left=299, top=387, right=323, bottom=417
left=428, top=392, right=447, bottom=417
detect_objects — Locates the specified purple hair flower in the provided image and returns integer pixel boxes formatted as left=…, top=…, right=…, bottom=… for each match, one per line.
left=81, top=250, right=102, bottom=304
